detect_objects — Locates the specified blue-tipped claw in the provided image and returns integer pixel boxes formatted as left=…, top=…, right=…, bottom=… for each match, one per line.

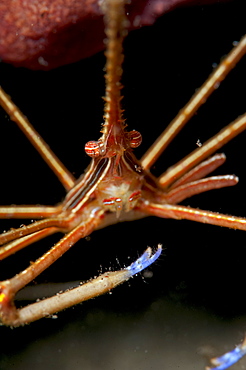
left=207, top=337, right=246, bottom=370
left=127, top=244, right=162, bottom=276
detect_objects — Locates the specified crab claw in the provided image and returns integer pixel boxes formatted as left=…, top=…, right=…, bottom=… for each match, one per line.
left=127, top=244, right=162, bottom=276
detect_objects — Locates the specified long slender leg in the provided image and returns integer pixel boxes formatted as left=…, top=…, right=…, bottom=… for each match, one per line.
left=0, top=205, right=60, bottom=218
left=167, top=153, right=226, bottom=189
left=0, top=245, right=161, bottom=327
left=0, top=87, right=76, bottom=191
left=0, top=209, right=104, bottom=326
left=159, top=113, right=246, bottom=188
left=140, top=35, right=246, bottom=170
left=0, top=206, right=96, bottom=258
left=0, top=228, right=59, bottom=260
left=0, top=213, right=69, bottom=246
left=165, top=175, right=238, bottom=204
left=138, top=202, right=246, bottom=231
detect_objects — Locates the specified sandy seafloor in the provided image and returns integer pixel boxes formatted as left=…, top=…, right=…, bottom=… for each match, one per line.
left=1, top=294, right=246, bottom=370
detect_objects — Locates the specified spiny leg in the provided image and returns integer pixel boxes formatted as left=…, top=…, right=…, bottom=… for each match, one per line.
left=0, top=209, right=104, bottom=326
left=138, top=202, right=246, bottom=231
left=159, top=113, right=246, bottom=188
left=140, top=35, right=246, bottom=171
left=0, top=209, right=79, bottom=259
left=165, top=175, right=238, bottom=204
left=156, top=114, right=246, bottom=202
left=0, top=205, right=60, bottom=219
left=0, top=211, right=69, bottom=260
left=0, top=245, right=161, bottom=327
left=168, top=153, right=227, bottom=189
left=0, top=211, right=70, bottom=246
left=0, top=228, right=59, bottom=260
left=0, top=87, right=75, bottom=191
left=0, top=205, right=62, bottom=256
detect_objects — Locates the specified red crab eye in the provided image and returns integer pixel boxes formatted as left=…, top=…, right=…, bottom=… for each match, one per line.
left=128, top=130, right=142, bottom=148
left=84, top=141, right=101, bottom=157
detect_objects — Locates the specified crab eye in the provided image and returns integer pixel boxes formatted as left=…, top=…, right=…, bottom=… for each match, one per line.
left=84, top=141, right=101, bottom=157
left=128, top=130, right=142, bottom=148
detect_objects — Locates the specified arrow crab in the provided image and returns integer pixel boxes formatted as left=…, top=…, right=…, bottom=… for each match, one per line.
left=0, top=0, right=245, bottom=334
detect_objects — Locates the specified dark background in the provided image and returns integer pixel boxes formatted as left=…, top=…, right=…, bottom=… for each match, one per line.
left=0, top=1, right=245, bottom=369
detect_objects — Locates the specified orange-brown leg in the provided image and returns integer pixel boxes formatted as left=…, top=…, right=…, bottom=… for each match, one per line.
left=0, top=211, right=69, bottom=246
left=0, top=228, right=59, bottom=260
left=159, top=113, right=246, bottom=188
left=168, top=153, right=227, bottom=189
left=138, top=202, right=246, bottom=231
left=141, top=35, right=246, bottom=171
left=0, top=244, right=161, bottom=327
left=0, top=205, right=60, bottom=219
left=0, top=208, right=104, bottom=326
left=165, top=175, right=238, bottom=204
left=0, top=87, right=75, bottom=191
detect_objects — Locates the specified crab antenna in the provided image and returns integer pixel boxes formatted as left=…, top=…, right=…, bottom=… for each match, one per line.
left=101, top=0, right=127, bottom=136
